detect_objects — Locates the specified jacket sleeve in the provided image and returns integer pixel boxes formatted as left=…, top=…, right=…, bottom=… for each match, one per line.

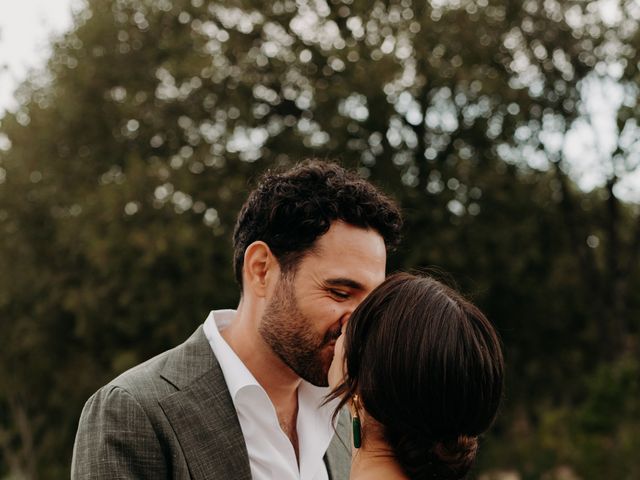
left=71, top=385, right=168, bottom=479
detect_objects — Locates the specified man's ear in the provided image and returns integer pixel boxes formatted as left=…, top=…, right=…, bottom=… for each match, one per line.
left=242, top=241, right=280, bottom=298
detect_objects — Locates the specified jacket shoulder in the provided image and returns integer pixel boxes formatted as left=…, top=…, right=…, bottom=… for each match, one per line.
left=109, top=346, right=176, bottom=399
left=107, top=325, right=211, bottom=404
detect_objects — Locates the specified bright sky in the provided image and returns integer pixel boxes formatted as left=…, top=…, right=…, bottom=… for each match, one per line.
left=0, top=0, right=77, bottom=114
left=0, top=0, right=638, bottom=202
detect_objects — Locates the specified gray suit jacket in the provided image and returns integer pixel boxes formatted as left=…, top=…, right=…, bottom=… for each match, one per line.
left=71, top=326, right=351, bottom=479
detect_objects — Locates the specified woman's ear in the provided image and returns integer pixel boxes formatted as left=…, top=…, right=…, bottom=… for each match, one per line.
left=242, top=241, right=280, bottom=298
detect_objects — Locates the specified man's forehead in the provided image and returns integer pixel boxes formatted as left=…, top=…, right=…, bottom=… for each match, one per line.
left=310, top=224, right=387, bottom=255
left=293, top=222, right=387, bottom=281
left=302, top=240, right=387, bottom=267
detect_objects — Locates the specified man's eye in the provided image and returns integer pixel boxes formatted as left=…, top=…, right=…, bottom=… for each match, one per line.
left=330, top=289, right=350, bottom=299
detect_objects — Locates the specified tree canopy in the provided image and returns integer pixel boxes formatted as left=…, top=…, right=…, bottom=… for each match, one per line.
left=1, top=0, right=639, bottom=478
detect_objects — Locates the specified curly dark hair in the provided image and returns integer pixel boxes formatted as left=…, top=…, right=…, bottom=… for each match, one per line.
left=232, top=159, right=402, bottom=288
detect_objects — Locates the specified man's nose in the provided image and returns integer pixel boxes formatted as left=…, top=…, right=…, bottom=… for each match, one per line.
left=340, top=308, right=354, bottom=330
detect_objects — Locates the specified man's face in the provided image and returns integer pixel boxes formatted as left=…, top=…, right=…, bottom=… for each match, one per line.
left=258, top=221, right=386, bottom=386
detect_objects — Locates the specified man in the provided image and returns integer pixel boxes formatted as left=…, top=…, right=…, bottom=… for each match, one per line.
left=72, top=160, right=402, bottom=479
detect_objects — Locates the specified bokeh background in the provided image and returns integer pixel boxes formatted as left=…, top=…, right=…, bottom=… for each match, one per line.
left=1, top=0, right=640, bottom=479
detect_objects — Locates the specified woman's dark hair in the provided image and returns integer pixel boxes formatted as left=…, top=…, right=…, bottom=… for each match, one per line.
left=232, top=159, right=402, bottom=287
left=329, top=272, right=504, bottom=480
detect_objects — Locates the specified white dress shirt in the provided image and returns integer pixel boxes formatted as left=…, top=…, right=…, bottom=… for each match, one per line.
left=203, top=310, right=339, bottom=480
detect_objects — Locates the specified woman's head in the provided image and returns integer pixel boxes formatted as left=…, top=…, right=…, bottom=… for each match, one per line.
left=328, top=272, right=504, bottom=479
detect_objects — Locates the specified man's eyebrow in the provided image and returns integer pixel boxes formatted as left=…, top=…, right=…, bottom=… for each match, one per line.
left=324, top=278, right=365, bottom=290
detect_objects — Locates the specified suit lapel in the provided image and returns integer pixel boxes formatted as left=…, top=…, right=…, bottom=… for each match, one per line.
left=324, top=408, right=352, bottom=480
left=156, top=326, right=351, bottom=480
left=158, top=327, right=252, bottom=480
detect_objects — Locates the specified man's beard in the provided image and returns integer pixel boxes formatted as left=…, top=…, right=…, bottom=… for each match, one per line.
left=259, top=276, right=341, bottom=387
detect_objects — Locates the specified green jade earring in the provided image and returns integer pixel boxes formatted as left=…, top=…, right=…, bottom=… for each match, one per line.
left=352, top=395, right=362, bottom=449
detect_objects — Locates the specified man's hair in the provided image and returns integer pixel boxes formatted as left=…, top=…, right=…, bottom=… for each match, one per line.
left=232, top=159, right=402, bottom=288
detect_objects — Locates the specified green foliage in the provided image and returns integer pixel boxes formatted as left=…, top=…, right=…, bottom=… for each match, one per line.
left=0, top=0, right=639, bottom=478
left=478, top=357, right=640, bottom=480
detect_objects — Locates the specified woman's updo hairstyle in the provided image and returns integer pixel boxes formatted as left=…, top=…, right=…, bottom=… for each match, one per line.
left=330, top=273, right=504, bottom=479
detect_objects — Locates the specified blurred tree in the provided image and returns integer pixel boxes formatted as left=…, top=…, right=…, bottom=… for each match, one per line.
left=0, top=0, right=639, bottom=478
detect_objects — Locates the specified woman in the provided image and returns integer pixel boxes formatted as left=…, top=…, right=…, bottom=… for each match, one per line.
left=328, top=272, right=504, bottom=480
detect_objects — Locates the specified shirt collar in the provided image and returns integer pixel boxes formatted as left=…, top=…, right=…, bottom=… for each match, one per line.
left=203, top=309, right=261, bottom=399
left=203, top=309, right=341, bottom=479
left=203, top=308, right=339, bottom=423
